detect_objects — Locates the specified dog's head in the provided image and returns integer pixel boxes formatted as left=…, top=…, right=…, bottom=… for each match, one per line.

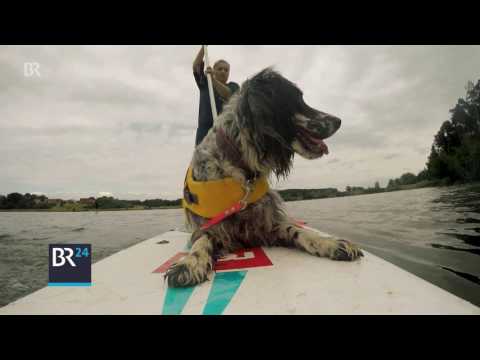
left=237, top=68, right=341, bottom=178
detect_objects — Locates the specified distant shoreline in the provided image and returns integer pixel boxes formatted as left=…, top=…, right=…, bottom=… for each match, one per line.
left=0, top=206, right=182, bottom=213
left=2, top=181, right=471, bottom=213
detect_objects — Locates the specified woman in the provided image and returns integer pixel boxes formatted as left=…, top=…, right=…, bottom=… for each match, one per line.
left=192, top=46, right=240, bottom=146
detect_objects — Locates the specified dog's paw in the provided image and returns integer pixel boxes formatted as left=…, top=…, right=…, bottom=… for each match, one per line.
left=164, top=255, right=212, bottom=288
left=330, top=239, right=364, bottom=261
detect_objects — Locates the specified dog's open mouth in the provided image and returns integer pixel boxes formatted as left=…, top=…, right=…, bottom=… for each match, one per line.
left=296, top=126, right=329, bottom=155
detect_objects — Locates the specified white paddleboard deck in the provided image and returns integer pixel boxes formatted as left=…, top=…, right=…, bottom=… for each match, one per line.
left=1, top=228, right=479, bottom=315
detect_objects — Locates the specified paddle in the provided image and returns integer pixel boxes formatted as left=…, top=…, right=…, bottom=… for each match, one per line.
left=203, top=45, right=218, bottom=124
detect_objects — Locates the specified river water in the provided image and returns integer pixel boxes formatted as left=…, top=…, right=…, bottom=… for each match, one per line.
left=1, top=184, right=479, bottom=308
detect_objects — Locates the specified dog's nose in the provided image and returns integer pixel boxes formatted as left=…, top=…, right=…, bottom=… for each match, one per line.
left=315, top=112, right=341, bottom=137
left=331, top=116, right=341, bottom=132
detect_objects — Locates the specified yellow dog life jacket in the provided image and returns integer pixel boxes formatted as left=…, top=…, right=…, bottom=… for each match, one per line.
left=182, top=166, right=269, bottom=219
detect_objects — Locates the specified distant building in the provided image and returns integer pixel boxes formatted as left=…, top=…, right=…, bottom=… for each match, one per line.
left=79, top=197, right=96, bottom=205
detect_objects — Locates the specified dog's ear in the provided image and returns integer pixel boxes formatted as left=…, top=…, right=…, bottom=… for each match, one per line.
left=237, top=76, right=273, bottom=157
left=237, top=85, right=266, bottom=159
left=238, top=68, right=277, bottom=130
left=236, top=68, right=296, bottom=179
left=238, top=91, right=262, bottom=129
left=238, top=79, right=254, bottom=128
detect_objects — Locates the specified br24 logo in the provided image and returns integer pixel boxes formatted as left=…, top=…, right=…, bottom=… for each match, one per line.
left=52, top=246, right=90, bottom=267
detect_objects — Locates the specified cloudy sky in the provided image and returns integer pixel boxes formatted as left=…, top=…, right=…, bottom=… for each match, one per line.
left=1, top=45, right=479, bottom=200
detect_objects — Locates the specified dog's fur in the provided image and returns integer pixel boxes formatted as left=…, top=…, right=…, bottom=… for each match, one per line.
left=166, top=68, right=363, bottom=287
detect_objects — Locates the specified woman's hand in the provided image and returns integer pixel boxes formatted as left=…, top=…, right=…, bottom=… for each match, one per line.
left=206, top=66, right=231, bottom=100
left=205, top=66, right=215, bottom=80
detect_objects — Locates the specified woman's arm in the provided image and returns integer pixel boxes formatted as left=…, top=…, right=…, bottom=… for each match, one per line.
left=211, top=77, right=232, bottom=100
left=206, top=66, right=232, bottom=100
left=193, top=46, right=204, bottom=72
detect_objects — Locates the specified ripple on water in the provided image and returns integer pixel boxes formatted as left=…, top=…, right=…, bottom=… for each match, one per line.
left=32, top=237, right=51, bottom=241
left=457, top=217, right=480, bottom=224
left=437, top=232, right=480, bottom=247
left=430, top=243, right=480, bottom=256
left=440, top=267, right=480, bottom=286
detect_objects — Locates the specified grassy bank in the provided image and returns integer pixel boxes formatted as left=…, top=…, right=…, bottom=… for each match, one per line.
left=0, top=205, right=182, bottom=212
left=2, top=180, right=478, bottom=212
left=278, top=179, right=452, bottom=203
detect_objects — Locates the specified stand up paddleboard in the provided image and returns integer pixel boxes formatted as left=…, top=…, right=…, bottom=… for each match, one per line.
left=1, top=227, right=479, bottom=315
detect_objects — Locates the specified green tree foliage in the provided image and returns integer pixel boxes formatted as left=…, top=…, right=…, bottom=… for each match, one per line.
left=95, top=196, right=129, bottom=209
left=417, top=169, right=429, bottom=182
left=399, top=172, right=417, bottom=185
left=0, top=194, right=182, bottom=210
left=0, top=195, right=6, bottom=208
left=425, top=79, right=480, bottom=183
left=386, top=172, right=425, bottom=190
left=278, top=188, right=338, bottom=201
left=143, top=199, right=182, bottom=208
left=0, top=193, right=52, bottom=209
left=94, top=196, right=182, bottom=209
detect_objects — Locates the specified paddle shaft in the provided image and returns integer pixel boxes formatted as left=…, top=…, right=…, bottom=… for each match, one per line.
left=203, top=45, right=218, bottom=124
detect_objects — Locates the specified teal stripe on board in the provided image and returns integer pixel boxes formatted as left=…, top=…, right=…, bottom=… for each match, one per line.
left=162, top=286, right=196, bottom=315
left=162, top=242, right=192, bottom=315
left=202, top=271, right=247, bottom=315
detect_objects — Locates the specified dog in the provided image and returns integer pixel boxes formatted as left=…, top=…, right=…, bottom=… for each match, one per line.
left=166, top=68, right=363, bottom=287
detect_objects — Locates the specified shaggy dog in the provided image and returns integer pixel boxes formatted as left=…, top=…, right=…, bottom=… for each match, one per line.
left=166, top=68, right=363, bottom=287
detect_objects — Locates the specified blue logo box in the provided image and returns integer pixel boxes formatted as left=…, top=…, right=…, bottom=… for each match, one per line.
left=48, top=244, right=91, bottom=287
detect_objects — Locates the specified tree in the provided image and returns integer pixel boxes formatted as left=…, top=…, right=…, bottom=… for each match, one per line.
left=6, top=193, right=23, bottom=209
left=387, top=179, right=395, bottom=189
left=425, top=79, right=480, bottom=183
left=399, top=172, right=417, bottom=185
left=417, top=168, right=429, bottom=182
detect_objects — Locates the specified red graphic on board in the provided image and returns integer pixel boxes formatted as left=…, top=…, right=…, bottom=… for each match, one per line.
left=214, top=247, right=273, bottom=271
left=153, top=247, right=273, bottom=273
left=294, top=219, right=306, bottom=228
left=153, top=252, right=189, bottom=274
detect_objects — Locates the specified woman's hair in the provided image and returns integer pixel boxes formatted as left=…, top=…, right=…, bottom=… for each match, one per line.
left=214, top=59, right=230, bottom=69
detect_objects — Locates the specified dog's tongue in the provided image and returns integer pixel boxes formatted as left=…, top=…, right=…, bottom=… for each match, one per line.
left=298, top=126, right=330, bottom=155
left=311, top=136, right=329, bottom=155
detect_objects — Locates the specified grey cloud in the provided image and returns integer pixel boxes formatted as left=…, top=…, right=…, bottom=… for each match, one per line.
left=384, top=154, right=400, bottom=160
left=67, top=78, right=160, bottom=106
left=1, top=125, right=108, bottom=137
left=128, top=122, right=164, bottom=134
left=414, top=145, right=431, bottom=156
left=0, top=58, right=24, bottom=92
left=332, top=124, right=387, bottom=150
left=128, top=121, right=195, bottom=136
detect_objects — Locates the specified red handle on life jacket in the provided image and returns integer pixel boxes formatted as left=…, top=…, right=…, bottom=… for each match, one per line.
left=200, top=201, right=245, bottom=230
